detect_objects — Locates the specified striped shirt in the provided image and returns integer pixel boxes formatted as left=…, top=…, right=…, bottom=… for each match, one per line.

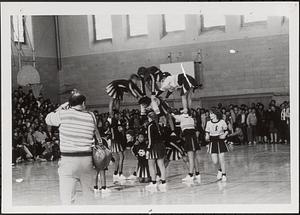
left=45, top=108, right=95, bottom=153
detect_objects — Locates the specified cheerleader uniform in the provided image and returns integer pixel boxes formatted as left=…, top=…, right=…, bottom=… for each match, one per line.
left=106, top=79, right=144, bottom=100
left=146, top=121, right=165, bottom=160
left=165, top=135, right=185, bottom=160
left=110, top=118, right=125, bottom=153
left=145, top=96, right=172, bottom=117
left=131, top=140, right=150, bottom=180
left=138, top=66, right=164, bottom=96
left=178, top=114, right=201, bottom=152
left=205, top=119, right=229, bottom=154
left=160, top=73, right=198, bottom=97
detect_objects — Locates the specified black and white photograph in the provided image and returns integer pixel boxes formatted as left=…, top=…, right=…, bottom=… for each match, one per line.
left=1, top=2, right=299, bottom=213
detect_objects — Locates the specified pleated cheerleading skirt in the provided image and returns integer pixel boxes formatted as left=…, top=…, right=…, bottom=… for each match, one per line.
left=207, top=136, right=229, bottom=154
left=182, top=129, right=201, bottom=152
left=106, top=82, right=125, bottom=100
left=177, top=73, right=198, bottom=95
left=137, top=160, right=150, bottom=178
left=147, top=142, right=165, bottom=160
left=165, top=136, right=185, bottom=160
left=110, top=139, right=125, bottom=153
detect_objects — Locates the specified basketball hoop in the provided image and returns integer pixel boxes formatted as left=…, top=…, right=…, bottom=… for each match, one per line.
left=17, top=65, right=42, bottom=98
left=17, top=65, right=40, bottom=86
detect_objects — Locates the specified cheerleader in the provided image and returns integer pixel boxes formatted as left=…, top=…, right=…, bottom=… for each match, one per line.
left=109, top=112, right=127, bottom=182
left=137, top=66, right=164, bottom=96
left=162, top=125, right=188, bottom=168
left=205, top=108, right=229, bottom=182
left=145, top=111, right=167, bottom=192
left=131, top=132, right=151, bottom=183
left=106, top=75, right=144, bottom=117
left=159, top=64, right=200, bottom=114
left=138, top=95, right=176, bottom=136
left=125, top=130, right=138, bottom=180
left=172, top=112, right=201, bottom=182
left=154, top=125, right=185, bottom=182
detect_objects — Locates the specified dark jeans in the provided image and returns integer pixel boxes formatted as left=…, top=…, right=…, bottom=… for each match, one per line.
left=241, top=124, right=248, bottom=142
left=247, top=125, right=257, bottom=142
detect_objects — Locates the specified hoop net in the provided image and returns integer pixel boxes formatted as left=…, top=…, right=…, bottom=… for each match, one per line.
left=17, top=65, right=40, bottom=86
left=31, top=83, right=43, bottom=99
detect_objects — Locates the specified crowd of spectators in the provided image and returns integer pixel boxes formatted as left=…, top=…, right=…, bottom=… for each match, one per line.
left=12, top=86, right=290, bottom=165
left=92, top=99, right=290, bottom=147
left=12, top=86, right=61, bottom=165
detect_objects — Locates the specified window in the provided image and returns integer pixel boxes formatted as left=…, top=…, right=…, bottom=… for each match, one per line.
left=94, top=15, right=112, bottom=40
left=129, top=15, right=148, bottom=36
left=202, top=14, right=225, bottom=28
left=164, top=14, right=185, bottom=32
left=244, top=13, right=267, bottom=23
left=12, top=15, right=25, bottom=43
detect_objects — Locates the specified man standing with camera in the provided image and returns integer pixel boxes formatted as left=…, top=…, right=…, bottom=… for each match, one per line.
left=45, top=90, right=95, bottom=204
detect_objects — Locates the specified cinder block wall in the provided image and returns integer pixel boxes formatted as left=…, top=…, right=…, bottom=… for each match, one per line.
left=11, top=15, right=289, bottom=110
left=58, top=15, right=289, bottom=111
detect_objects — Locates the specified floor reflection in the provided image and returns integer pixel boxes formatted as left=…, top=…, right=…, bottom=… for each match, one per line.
left=12, top=144, right=290, bottom=205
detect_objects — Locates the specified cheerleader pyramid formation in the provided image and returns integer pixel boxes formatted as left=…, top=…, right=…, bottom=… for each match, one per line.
left=101, top=64, right=230, bottom=193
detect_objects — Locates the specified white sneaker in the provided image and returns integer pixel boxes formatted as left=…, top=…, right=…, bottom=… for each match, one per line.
left=93, top=186, right=100, bottom=193
left=113, top=174, right=119, bottom=182
left=145, top=182, right=157, bottom=192
left=182, top=174, right=194, bottom=182
left=118, top=174, right=127, bottom=180
left=217, top=170, right=222, bottom=180
left=194, top=174, right=201, bottom=183
left=170, top=132, right=176, bottom=136
left=127, top=174, right=137, bottom=180
left=158, top=183, right=167, bottom=192
left=221, top=175, right=227, bottom=182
